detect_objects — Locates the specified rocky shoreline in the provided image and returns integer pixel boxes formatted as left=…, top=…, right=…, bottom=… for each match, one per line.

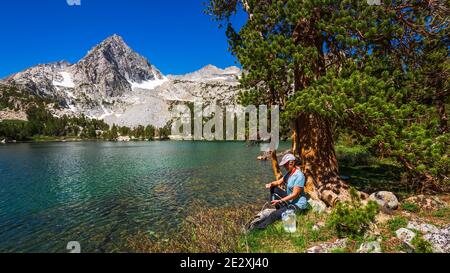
left=305, top=193, right=449, bottom=253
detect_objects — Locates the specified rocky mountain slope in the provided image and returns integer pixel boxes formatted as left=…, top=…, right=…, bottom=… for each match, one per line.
left=1, top=35, right=241, bottom=127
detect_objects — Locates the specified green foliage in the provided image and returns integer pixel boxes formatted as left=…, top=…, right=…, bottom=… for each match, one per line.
left=119, top=126, right=131, bottom=137
left=387, top=216, right=408, bottom=235
left=128, top=203, right=256, bottom=253
left=207, top=0, right=450, bottom=191
left=145, top=125, right=156, bottom=140
left=336, top=144, right=374, bottom=166
left=401, top=202, right=421, bottom=213
left=0, top=85, right=162, bottom=142
left=0, top=103, right=111, bottom=141
left=411, top=235, right=434, bottom=253
left=431, top=208, right=450, bottom=218
left=158, top=121, right=172, bottom=140
left=327, top=188, right=378, bottom=238
left=102, top=124, right=119, bottom=140
left=330, top=248, right=347, bottom=253
left=0, top=83, right=168, bottom=142
left=0, top=85, right=54, bottom=110
left=0, top=120, right=31, bottom=141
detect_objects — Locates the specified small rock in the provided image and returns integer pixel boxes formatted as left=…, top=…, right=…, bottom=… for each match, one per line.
left=357, top=241, right=382, bottom=253
left=440, top=225, right=450, bottom=235
left=403, top=195, right=447, bottom=211
left=375, top=212, right=393, bottom=225
left=306, top=238, right=348, bottom=253
left=401, top=211, right=412, bottom=217
left=423, top=233, right=447, bottom=253
left=423, top=225, right=450, bottom=253
left=369, top=191, right=399, bottom=210
left=306, top=245, right=323, bottom=253
left=365, top=223, right=381, bottom=238
left=407, top=220, right=439, bottom=234
left=312, top=222, right=325, bottom=231
left=403, top=241, right=416, bottom=253
left=308, top=199, right=328, bottom=214
left=257, top=155, right=268, bottom=161
left=396, top=228, right=416, bottom=243
left=117, top=136, right=131, bottom=142
left=312, top=221, right=325, bottom=231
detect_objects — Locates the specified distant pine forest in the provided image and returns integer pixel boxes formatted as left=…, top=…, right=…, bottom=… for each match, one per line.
left=0, top=86, right=171, bottom=142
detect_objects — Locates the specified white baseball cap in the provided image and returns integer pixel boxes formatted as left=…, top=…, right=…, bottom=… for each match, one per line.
left=279, top=153, right=296, bottom=166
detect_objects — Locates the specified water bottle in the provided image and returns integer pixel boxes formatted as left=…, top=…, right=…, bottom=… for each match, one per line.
left=282, top=209, right=297, bottom=233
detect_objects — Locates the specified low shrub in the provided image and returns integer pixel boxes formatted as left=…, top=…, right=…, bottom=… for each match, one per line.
left=411, top=235, right=433, bottom=253
left=327, top=188, right=379, bottom=238
left=336, top=145, right=375, bottom=166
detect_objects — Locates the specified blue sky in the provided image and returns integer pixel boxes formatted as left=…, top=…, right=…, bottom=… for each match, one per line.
left=0, top=0, right=246, bottom=78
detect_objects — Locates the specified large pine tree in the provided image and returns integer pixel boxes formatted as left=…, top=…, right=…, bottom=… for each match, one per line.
left=207, top=0, right=449, bottom=206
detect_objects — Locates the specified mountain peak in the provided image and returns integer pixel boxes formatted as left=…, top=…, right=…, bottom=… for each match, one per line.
left=71, top=34, right=164, bottom=96
left=100, top=34, right=127, bottom=47
left=88, top=34, right=130, bottom=55
left=169, top=64, right=240, bottom=82
left=202, top=64, right=220, bottom=70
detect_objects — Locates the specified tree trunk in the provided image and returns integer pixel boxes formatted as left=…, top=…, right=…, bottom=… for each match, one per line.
left=272, top=113, right=367, bottom=207
left=276, top=10, right=369, bottom=207
left=436, top=98, right=448, bottom=134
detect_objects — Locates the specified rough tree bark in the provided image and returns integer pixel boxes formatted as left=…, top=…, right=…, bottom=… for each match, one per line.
left=271, top=113, right=368, bottom=207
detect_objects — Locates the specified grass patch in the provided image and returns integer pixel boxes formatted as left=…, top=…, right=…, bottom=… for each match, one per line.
left=387, top=216, right=408, bottom=235
left=381, top=237, right=404, bottom=253
left=431, top=207, right=450, bottom=218
left=243, top=222, right=299, bottom=253
left=127, top=195, right=446, bottom=253
left=330, top=248, right=347, bottom=253
left=243, top=211, right=335, bottom=253
left=411, top=235, right=434, bottom=253
left=125, top=137, right=448, bottom=254
left=30, top=135, right=92, bottom=142
left=401, top=202, right=421, bottom=213
left=127, top=202, right=257, bottom=253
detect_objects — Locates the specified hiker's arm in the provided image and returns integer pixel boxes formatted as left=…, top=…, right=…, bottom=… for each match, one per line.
left=265, top=177, right=284, bottom=189
left=279, top=187, right=302, bottom=203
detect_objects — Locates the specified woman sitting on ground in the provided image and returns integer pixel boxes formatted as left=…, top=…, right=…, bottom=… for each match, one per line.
left=251, top=154, right=308, bottom=230
left=266, top=153, right=308, bottom=210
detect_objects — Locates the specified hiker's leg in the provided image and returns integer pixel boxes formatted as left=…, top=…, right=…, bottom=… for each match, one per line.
left=255, top=207, right=288, bottom=230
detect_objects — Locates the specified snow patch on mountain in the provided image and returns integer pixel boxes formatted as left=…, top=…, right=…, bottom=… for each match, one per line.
left=53, top=72, right=75, bottom=88
left=169, top=65, right=241, bottom=82
left=0, top=35, right=242, bottom=127
left=130, top=77, right=169, bottom=91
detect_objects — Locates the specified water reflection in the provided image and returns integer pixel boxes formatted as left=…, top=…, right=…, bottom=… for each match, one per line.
left=0, top=141, right=288, bottom=252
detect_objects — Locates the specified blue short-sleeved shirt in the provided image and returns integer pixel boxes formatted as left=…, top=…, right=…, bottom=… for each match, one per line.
left=283, top=169, right=308, bottom=210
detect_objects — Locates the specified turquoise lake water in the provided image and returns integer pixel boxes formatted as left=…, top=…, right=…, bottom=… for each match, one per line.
left=0, top=141, right=288, bottom=252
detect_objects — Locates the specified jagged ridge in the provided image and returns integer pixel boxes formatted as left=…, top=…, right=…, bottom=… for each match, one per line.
left=0, top=35, right=241, bottom=127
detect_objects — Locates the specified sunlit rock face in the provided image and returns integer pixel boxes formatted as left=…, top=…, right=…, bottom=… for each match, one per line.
left=1, top=35, right=241, bottom=127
